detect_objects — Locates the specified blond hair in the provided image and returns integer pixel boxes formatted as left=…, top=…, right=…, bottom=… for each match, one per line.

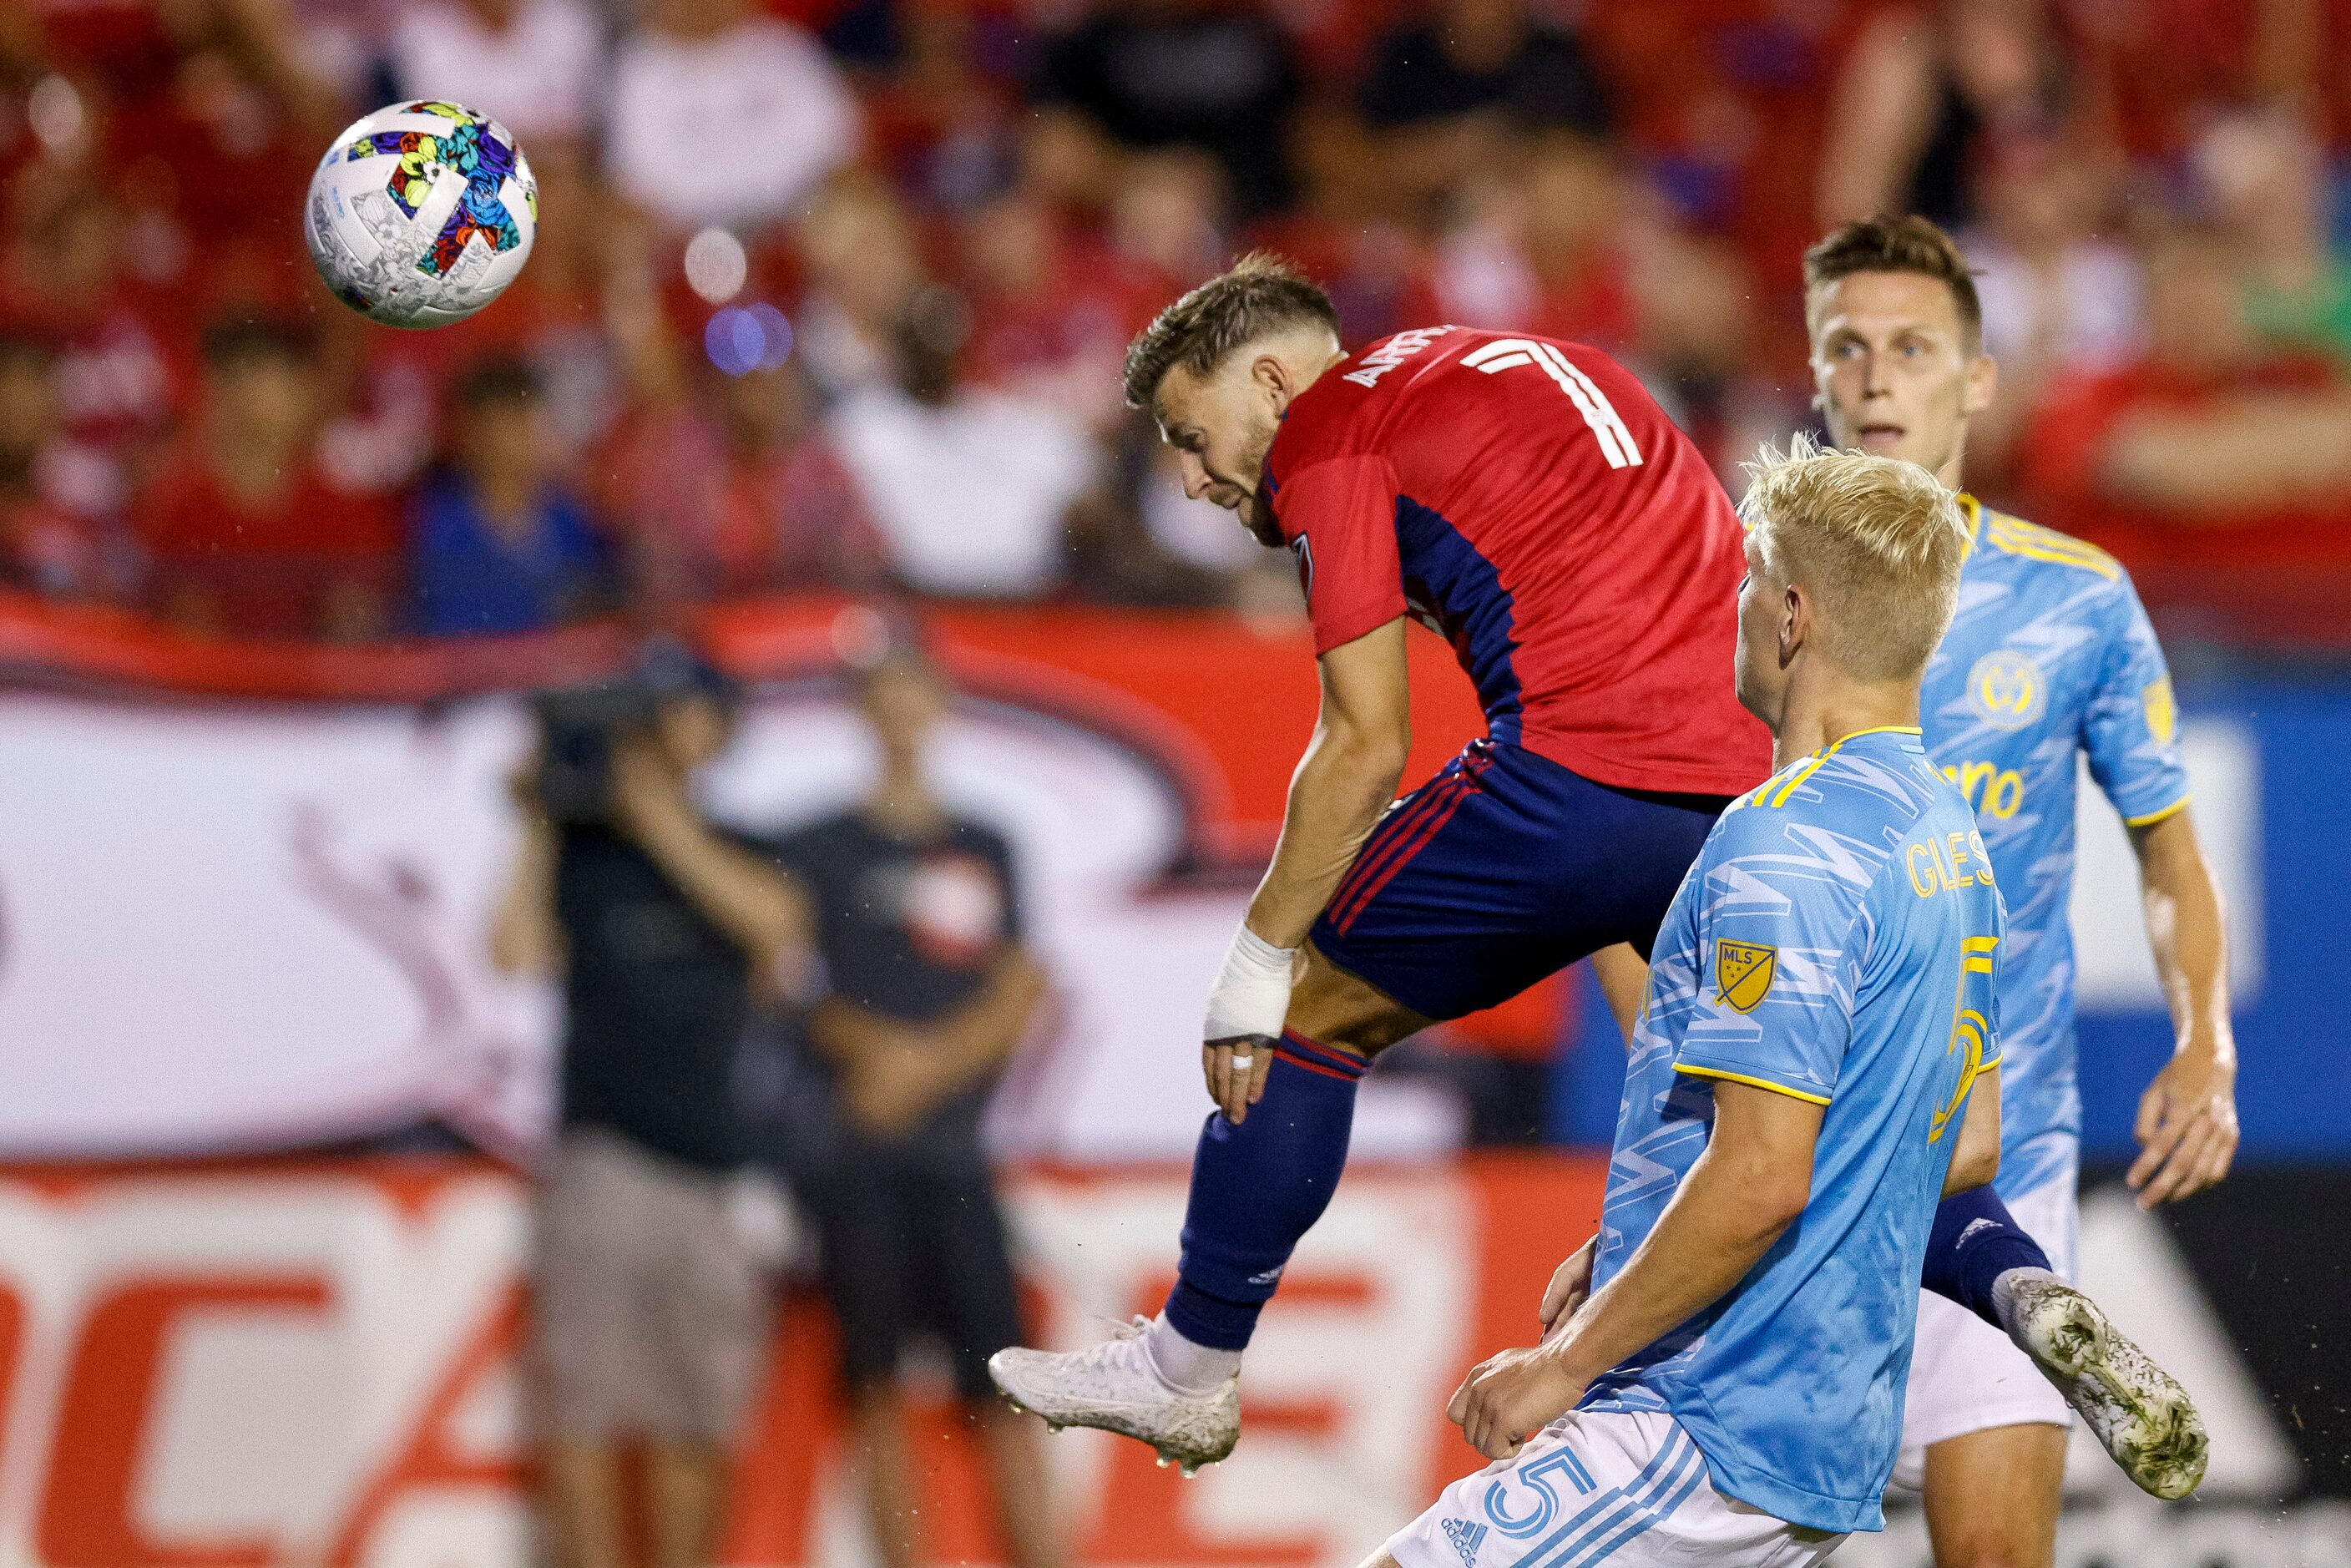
left=1121, top=252, right=1340, bottom=409
left=1741, top=437, right=1969, bottom=681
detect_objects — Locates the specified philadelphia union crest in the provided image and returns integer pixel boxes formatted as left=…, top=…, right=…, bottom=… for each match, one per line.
left=1967, top=650, right=2048, bottom=731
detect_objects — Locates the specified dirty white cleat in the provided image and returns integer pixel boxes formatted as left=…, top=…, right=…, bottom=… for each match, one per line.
left=988, top=1318, right=1241, bottom=1477
left=2010, top=1276, right=2209, bottom=1500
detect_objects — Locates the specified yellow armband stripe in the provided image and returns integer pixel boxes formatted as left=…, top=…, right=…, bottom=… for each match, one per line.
left=1674, top=1064, right=1832, bottom=1107
left=2123, top=796, right=2191, bottom=828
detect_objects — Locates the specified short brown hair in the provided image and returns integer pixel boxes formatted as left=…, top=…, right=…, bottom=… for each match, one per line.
left=1121, top=253, right=1341, bottom=410
left=1803, top=215, right=1983, bottom=352
left=1742, top=436, right=1969, bottom=682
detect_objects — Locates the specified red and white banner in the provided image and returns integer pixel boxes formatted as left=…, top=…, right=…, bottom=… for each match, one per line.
left=0, top=1156, right=1603, bottom=1568
left=0, top=596, right=1495, bottom=1161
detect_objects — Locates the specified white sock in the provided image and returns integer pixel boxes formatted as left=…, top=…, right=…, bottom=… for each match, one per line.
left=1144, top=1313, right=1243, bottom=1394
left=1990, top=1265, right=2061, bottom=1333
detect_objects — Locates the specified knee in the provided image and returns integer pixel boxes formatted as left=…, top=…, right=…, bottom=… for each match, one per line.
left=1934, top=1531, right=2046, bottom=1568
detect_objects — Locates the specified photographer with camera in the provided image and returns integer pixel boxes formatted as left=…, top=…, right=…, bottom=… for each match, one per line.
left=492, top=643, right=802, bottom=1568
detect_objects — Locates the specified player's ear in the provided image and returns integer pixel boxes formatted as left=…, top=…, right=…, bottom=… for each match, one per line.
left=1252, top=351, right=1292, bottom=411
left=1779, top=583, right=1807, bottom=669
left=1962, top=351, right=1998, bottom=418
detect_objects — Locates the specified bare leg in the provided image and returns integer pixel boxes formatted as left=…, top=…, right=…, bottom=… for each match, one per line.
left=645, top=1439, right=732, bottom=1568
left=1921, top=1422, right=2069, bottom=1568
left=851, top=1383, right=920, bottom=1568
left=1589, top=943, right=1649, bottom=1044
left=1289, top=939, right=1432, bottom=1057
left=974, top=1399, right=1064, bottom=1568
left=540, top=1441, right=627, bottom=1568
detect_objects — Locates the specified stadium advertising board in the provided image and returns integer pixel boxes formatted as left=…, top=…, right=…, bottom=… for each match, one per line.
left=0, top=1159, right=2334, bottom=1568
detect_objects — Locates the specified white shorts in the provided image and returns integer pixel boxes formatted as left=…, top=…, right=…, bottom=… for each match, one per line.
left=1889, top=1158, right=2079, bottom=1490
left=1386, top=1409, right=1846, bottom=1568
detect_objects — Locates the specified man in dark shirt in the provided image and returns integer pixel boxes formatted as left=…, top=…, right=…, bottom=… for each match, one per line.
left=494, top=650, right=802, bottom=1568
left=771, top=638, right=1060, bottom=1568
left=1357, top=0, right=1613, bottom=215
left=1034, top=0, right=1300, bottom=216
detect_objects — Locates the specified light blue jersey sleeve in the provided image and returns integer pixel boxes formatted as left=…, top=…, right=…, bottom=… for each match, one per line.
left=2084, top=572, right=2192, bottom=827
left=1671, top=801, right=1878, bottom=1108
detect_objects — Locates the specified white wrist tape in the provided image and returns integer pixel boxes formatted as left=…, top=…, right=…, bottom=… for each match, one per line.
left=1203, top=924, right=1297, bottom=1044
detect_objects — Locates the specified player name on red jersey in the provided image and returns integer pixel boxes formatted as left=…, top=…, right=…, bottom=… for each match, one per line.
left=1266, top=327, right=1772, bottom=799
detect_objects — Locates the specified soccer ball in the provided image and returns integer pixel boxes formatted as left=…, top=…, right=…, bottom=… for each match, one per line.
left=305, top=100, right=537, bottom=329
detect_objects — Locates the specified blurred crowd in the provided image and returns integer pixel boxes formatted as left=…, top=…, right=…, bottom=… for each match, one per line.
left=5, top=0, right=2351, bottom=643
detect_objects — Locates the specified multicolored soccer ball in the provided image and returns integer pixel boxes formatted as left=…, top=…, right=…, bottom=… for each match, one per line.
left=305, top=100, right=537, bottom=329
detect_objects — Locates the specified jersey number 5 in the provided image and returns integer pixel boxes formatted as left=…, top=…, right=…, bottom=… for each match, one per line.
left=1462, top=338, right=1645, bottom=469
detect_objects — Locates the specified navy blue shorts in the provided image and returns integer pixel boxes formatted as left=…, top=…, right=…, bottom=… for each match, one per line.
left=1308, top=740, right=1730, bottom=1021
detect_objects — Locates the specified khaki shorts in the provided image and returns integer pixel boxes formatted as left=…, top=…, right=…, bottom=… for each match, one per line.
left=530, top=1127, right=770, bottom=1445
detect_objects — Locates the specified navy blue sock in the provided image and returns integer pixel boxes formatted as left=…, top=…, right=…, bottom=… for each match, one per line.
left=1922, top=1185, right=2055, bottom=1328
left=1164, top=1031, right=1364, bottom=1351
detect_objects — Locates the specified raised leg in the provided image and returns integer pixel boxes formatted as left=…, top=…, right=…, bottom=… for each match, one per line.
left=1162, top=943, right=1428, bottom=1353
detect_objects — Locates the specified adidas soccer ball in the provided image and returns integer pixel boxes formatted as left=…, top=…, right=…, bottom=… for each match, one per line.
left=305, top=100, right=537, bottom=329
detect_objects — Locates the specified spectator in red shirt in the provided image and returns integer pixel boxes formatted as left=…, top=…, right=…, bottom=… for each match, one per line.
left=604, top=292, right=892, bottom=606
left=1424, top=133, right=1636, bottom=354
left=0, top=176, right=183, bottom=508
left=2018, top=225, right=2351, bottom=645
left=138, top=320, right=400, bottom=640
left=0, top=333, right=134, bottom=604
left=1244, top=101, right=1432, bottom=349
left=959, top=185, right=1145, bottom=430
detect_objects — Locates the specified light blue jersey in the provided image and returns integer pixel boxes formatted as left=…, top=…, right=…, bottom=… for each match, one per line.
left=1921, top=498, right=2190, bottom=1197
left=1580, top=727, right=2005, bottom=1535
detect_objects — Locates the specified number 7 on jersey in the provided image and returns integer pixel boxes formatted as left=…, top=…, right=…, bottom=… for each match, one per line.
left=1461, top=338, right=1645, bottom=469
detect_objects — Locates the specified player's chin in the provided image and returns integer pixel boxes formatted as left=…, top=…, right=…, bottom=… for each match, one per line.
left=1241, top=497, right=1283, bottom=548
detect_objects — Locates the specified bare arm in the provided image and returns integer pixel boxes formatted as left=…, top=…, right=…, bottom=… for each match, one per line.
left=1246, top=617, right=1414, bottom=946
left=1590, top=943, right=1650, bottom=1045
left=490, top=807, right=564, bottom=978
left=1943, top=1065, right=2003, bottom=1196
left=609, top=742, right=807, bottom=989
left=814, top=949, right=1048, bottom=1136
left=2126, top=808, right=2238, bottom=1206
left=1817, top=12, right=1939, bottom=223
left=2099, top=392, right=2351, bottom=514
left=1199, top=617, right=1412, bottom=1120
left=814, top=948, right=1047, bottom=1080
left=1448, top=1080, right=1823, bottom=1459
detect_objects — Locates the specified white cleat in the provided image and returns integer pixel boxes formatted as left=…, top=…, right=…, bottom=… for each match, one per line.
left=987, top=1317, right=1241, bottom=1477
left=2010, top=1277, right=2209, bottom=1500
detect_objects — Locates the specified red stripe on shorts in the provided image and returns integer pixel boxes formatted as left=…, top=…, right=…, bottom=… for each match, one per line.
left=1272, top=1044, right=1365, bottom=1081
left=1329, top=776, right=1459, bottom=918
left=1330, top=773, right=1476, bottom=934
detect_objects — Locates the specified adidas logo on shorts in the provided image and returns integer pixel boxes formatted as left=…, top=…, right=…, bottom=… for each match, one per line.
left=1440, top=1516, right=1488, bottom=1567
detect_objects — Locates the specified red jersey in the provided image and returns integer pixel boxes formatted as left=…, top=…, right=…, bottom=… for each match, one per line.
left=1266, top=326, right=1770, bottom=797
